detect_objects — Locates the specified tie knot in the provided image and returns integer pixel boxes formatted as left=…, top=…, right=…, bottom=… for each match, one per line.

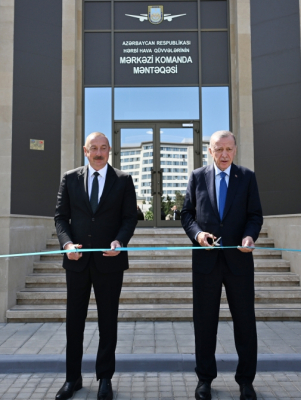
left=220, top=171, right=226, bottom=179
left=93, top=172, right=99, bottom=178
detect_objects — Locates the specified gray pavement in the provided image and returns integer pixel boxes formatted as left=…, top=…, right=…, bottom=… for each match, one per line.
left=1, top=321, right=301, bottom=355
left=1, top=322, right=301, bottom=398
left=1, top=372, right=301, bottom=399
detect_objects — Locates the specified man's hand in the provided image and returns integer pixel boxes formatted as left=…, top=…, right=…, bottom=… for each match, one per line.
left=238, top=236, right=255, bottom=253
left=103, top=240, right=121, bottom=257
left=196, top=232, right=217, bottom=249
left=64, top=243, right=83, bottom=260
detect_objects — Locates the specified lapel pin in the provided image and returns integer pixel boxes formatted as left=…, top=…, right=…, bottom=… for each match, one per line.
left=235, top=175, right=238, bottom=178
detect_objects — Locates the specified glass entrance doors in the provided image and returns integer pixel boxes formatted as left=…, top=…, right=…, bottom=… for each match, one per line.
left=114, top=122, right=201, bottom=227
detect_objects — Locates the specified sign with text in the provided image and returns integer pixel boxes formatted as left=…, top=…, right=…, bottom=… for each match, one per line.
left=115, top=32, right=199, bottom=86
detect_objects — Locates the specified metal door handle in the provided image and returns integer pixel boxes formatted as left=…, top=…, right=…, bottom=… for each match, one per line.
left=151, top=168, right=156, bottom=195
left=158, top=169, right=163, bottom=196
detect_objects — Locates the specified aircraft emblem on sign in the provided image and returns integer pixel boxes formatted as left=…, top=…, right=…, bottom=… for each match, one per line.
left=125, top=5, right=186, bottom=24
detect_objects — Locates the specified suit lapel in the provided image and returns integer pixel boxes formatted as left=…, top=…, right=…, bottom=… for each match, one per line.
left=77, top=165, right=92, bottom=213
left=97, top=164, right=118, bottom=211
left=205, top=165, right=220, bottom=220
left=222, top=164, right=240, bottom=221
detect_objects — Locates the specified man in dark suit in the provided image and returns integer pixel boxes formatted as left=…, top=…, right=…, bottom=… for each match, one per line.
left=171, top=205, right=181, bottom=220
left=181, top=131, right=263, bottom=400
left=54, top=132, right=137, bottom=400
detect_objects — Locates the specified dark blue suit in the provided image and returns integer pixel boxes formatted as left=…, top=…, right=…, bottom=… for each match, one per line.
left=181, top=163, right=263, bottom=384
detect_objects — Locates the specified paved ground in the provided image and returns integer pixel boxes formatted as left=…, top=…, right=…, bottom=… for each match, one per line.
left=1, top=321, right=301, bottom=355
left=1, top=372, right=301, bottom=399
left=1, top=322, right=301, bottom=398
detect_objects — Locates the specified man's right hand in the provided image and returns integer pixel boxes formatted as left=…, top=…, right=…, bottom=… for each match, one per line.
left=64, top=243, right=83, bottom=261
left=196, top=232, right=217, bottom=248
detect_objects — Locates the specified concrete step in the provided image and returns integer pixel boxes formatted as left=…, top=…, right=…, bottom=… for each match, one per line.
left=45, top=236, right=273, bottom=249
left=6, top=302, right=301, bottom=322
left=50, top=227, right=269, bottom=239
left=32, top=259, right=291, bottom=274
left=16, top=286, right=301, bottom=305
left=24, top=272, right=300, bottom=288
left=40, top=249, right=282, bottom=261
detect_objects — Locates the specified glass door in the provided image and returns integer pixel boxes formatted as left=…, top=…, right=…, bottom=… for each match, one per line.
left=114, top=121, right=200, bottom=227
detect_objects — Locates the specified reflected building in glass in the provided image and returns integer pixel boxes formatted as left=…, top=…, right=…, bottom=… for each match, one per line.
left=120, top=140, right=193, bottom=202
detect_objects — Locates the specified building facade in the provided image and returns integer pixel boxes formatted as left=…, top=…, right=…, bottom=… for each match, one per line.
left=0, top=0, right=301, bottom=319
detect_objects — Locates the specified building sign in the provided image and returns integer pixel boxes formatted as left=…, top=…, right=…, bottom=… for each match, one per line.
left=115, top=2, right=197, bottom=30
left=115, top=32, right=199, bottom=85
left=148, top=5, right=164, bottom=24
left=125, top=5, right=186, bottom=24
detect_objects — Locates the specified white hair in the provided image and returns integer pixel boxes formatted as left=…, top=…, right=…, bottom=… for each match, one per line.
left=210, top=130, right=236, bottom=148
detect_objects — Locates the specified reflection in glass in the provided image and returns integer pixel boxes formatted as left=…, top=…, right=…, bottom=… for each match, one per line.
left=160, top=128, right=193, bottom=220
left=85, top=88, right=112, bottom=164
left=115, top=87, right=199, bottom=120
left=201, top=32, right=229, bottom=84
left=121, top=128, right=154, bottom=221
left=200, top=1, right=228, bottom=29
left=202, top=86, right=229, bottom=166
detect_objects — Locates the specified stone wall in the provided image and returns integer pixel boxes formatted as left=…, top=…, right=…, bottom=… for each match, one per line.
left=264, top=215, right=301, bottom=278
left=0, top=216, right=54, bottom=322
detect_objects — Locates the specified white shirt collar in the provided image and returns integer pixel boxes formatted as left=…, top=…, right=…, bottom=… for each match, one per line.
left=213, top=163, right=232, bottom=177
left=88, top=163, right=108, bottom=178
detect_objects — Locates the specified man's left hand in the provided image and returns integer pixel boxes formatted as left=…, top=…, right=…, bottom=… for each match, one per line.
left=238, top=236, right=255, bottom=253
left=103, top=240, right=121, bottom=257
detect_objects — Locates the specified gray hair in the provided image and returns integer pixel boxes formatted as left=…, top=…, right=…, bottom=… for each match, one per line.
left=85, top=132, right=110, bottom=147
left=210, top=130, right=236, bottom=148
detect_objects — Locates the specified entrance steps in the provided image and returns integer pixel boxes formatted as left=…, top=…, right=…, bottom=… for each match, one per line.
left=6, top=228, right=301, bottom=322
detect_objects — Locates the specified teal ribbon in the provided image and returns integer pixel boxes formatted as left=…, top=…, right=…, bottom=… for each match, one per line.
left=0, top=246, right=301, bottom=258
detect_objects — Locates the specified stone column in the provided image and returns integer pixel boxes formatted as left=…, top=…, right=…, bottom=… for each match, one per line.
left=230, top=0, right=255, bottom=170
left=61, top=0, right=83, bottom=177
left=0, top=0, right=14, bottom=321
left=299, top=0, right=301, bottom=51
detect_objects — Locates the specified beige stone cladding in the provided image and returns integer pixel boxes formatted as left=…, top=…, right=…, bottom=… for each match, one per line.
left=61, top=0, right=83, bottom=176
left=264, top=215, right=301, bottom=282
left=230, top=0, right=254, bottom=171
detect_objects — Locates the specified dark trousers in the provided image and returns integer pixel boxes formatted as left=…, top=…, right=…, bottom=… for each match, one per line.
left=193, top=251, right=257, bottom=385
left=65, top=258, right=123, bottom=381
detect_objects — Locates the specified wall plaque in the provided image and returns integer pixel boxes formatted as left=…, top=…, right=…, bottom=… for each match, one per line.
left=30, top=139, right=44, bottom=151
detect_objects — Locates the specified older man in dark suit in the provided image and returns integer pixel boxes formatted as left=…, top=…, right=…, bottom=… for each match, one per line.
left=54, top=132, right=137, bottom=400
left=181, top=131, right=263, bottom=400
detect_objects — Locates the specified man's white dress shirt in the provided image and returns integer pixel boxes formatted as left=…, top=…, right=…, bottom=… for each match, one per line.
left=195, top=163, right=231, bottom=240
left=88, top=163, right=108, bottom=201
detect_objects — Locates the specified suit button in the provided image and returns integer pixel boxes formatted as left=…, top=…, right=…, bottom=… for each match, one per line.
left=88, top=235, right=91, bottom=237
left=220, top=223, right=223, bottom=227
left=92, top=218, right=95, bottom=222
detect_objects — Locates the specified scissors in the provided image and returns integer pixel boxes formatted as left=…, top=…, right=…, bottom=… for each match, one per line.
left=212, top=237, right=222, bottom=247
left=206, top=236, right=222, bottom=250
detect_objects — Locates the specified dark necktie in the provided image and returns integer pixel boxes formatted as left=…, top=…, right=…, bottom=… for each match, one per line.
left=219, top=171, right=227, bottom=220
left=90, top=172, right=99, bottom=214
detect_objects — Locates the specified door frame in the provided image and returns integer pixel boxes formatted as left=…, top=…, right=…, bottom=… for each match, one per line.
left=113, top=120, right=201, bottom=227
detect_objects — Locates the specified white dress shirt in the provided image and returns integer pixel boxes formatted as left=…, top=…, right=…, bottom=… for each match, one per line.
left=88, top=163, right=108, bottom=201
left=195, top=163, right=231, bottom=240
left=214, top=163, right=231, bottom=212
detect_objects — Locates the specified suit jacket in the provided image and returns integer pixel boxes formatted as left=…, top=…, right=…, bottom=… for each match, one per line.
left=181, top=163, right=263, bottom=276
left=173, top=210, right=181, bottom=220
left=54, top=164, right=137, bottom=273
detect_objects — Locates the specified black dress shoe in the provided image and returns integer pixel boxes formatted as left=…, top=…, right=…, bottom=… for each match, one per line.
left=55, top=376, right=82, bottom=399
left=98, top=378, right=113, bottom=400
left=195, top=380, right=211, bottom=400
left=240, top=383, right=257, bottom=400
